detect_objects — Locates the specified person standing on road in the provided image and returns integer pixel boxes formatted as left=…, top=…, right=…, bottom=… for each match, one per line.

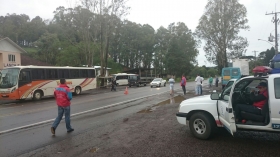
left=111, top=78, right=116, bottom=91
left=168, top=75, right=175, bottom=95
left=51, top=78, right=74, bottom=135
left=208, top=76, right=213, bottom=87
left=200, top=75, right=204, bottom=95
left=195, top=74, right=202, bottom=95
left=180, top=74, right=187, bottom=95
left=215, top=75, right=219, bottom=87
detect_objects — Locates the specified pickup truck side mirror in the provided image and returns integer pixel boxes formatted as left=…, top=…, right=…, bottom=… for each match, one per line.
left=210, top=93, right=220, bottom=100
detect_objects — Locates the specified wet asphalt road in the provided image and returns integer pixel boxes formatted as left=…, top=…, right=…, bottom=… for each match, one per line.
left=18, top=90, right=280, bottom=157
left=2, top=82, right=280, bottom=156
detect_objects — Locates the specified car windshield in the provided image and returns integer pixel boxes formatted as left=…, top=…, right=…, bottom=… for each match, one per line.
left=0, top=68, right=20, bottom=88
left=153, top=78, right=161, bottom=81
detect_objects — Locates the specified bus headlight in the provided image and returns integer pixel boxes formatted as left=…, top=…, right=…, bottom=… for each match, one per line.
left=11, top=87, right=16, bottom=93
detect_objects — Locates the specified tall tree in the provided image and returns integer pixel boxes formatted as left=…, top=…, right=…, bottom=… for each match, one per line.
left=165, top=22, right=198, bottom=77
left=258, top=47, right=275, bottom=66
left=81, top=0, right=130, bottom=76
left=195, top=0, right=249, bottom=72
left=35, top=32, right=60, bottom=65
left=154, top=26, right=171, bottom=76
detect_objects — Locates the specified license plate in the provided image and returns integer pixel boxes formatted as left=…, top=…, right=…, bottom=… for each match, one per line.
left=272, top=124, right=280, bottom=129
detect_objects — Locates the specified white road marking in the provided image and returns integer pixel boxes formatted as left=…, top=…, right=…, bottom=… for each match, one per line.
left=0, top=91, right=168, bottom=135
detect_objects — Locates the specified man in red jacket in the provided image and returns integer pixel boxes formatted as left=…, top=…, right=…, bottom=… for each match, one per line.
left=51, top=78, right=74, bottom=135
left=234, top=82, right=268, bottom=122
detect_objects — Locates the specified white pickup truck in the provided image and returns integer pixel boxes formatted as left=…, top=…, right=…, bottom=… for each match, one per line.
left=176, top=72, right=280, bottom=140
left=150, top=78, right=166, bottom=88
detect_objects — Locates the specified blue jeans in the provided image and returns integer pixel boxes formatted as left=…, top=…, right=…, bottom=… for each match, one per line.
left=52, top=106, right=73, bottom=131
left=195, top=85, right=201, bottom=95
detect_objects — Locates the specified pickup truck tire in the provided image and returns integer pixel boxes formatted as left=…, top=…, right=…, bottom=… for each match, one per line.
left=189, top=112, right=215, bottom=140
left=159, top=83, right=161, bottom=87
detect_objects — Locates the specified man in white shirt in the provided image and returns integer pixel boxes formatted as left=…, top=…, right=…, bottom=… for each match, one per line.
left=195, top=75, right=202, bottom=95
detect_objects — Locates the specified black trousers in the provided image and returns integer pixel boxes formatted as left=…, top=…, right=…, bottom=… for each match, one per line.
left=234, top=104, right=261, bottom=120
left=182, top=85, right=186, bottom=95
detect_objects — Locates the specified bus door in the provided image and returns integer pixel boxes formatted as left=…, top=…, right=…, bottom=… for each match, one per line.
left=18, top=69, right=32, bottom=88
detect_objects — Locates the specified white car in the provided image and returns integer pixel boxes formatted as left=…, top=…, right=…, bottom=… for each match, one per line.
left=176, top=73, right=280, bottom=140
left=150, top=78, right=166, bottom=88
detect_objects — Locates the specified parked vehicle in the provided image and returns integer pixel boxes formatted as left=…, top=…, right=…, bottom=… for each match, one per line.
left=150, top=78, right=166, bottom=88
left=176, top=72, right=280, bottom=140
left=0, top=65, right=96, bottom=100
left=270, top=53, right=280, bottom=74
left=111, top=73, right=135, bottom=86
left=222, top=59, right=249, bottom=88
left=128, top=74, right=148, bottom=87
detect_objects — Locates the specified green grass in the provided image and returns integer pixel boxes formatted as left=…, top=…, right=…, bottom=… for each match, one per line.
left=22, top=47, right=39, bottom=53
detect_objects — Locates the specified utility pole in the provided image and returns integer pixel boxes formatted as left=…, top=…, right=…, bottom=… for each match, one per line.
left=266, top=11, right=280, bottom=55
left=253, top=50, right=258, bottom=59
left=253, top=50, right=258, bottom=67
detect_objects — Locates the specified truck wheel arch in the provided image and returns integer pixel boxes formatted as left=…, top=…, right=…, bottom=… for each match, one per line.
left=186, top=110, right=217, bottom=126
left=188, top=111, right=217, bottom=140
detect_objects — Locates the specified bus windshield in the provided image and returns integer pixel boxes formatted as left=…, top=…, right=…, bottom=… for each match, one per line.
left=0, top=68, right=20, bottom=88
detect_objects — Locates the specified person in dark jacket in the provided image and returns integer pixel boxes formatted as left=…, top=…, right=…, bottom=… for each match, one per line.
left=215, top=75, right=219, bottom=87
left=51, top=78, right=74, bottom=135
left=234, top=82, right=268, bottom=122
left=111, top=78, right=116, bottom=91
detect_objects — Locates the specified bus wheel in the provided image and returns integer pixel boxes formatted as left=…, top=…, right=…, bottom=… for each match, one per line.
left=74, top=87, right=81, bottom=95
left=33, top=90, right=43, bottom=100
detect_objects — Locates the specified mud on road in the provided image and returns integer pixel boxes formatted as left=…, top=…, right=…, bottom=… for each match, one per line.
left=19, top=89, right=280, bottom=157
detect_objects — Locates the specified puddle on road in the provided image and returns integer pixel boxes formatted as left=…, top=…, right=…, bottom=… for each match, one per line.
left=154, top=95, right=185, bottom=106
left=137, top=95, right=185, bottom=113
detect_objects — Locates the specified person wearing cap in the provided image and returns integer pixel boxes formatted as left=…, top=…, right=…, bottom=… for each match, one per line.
left=234, top=82, right=268, bottom=122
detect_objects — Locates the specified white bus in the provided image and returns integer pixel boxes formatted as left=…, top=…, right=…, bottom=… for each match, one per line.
left=0, top=65, right=96, bottom=100
left=111, top=73, right=136, bottom=86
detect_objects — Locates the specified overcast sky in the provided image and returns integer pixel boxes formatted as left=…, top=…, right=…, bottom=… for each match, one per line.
left=0, top=0, right=279, bottom=66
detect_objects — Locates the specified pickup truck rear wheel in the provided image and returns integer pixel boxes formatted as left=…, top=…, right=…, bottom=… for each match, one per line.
left=189, top=112, right=215, bottom=140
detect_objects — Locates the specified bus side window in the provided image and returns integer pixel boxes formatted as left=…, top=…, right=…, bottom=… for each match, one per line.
left=46, top=69, right=58, bottom=79
left=81, top=69, right=88, bottom=77
left=70, top=69, right=79, bottom=78
left=88, top=70, right=95, bottom=77
left=32, top=69, right=45, bottom=80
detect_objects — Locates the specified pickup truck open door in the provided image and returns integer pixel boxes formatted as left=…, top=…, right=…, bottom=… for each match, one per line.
left=211, top=80, right=237, bottom=135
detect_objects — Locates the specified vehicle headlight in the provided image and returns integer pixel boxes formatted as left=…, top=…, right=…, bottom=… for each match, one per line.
left=11, top=87, right=16, bottom=93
